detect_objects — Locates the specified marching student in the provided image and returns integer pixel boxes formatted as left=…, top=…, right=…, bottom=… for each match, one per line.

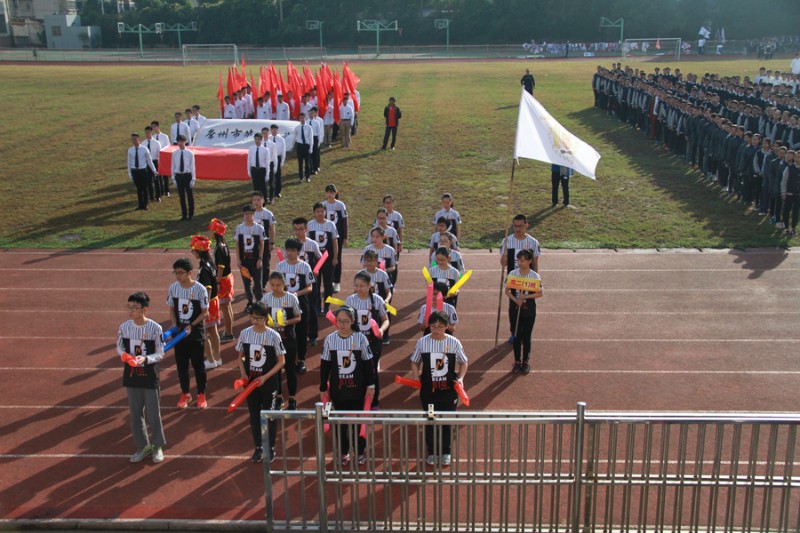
left=382, top=195, right=405, bottom=283
left=262, top=127, right=278, bottom=204
left=234, top=204, right=267, bottom=313
left=260, top=271, right=302, bottom=411
left=190, top=235, right=222, bottom=370
left=432, top=232, right=464, bottom=275
left=310, top=107, right=324, bottom=174
left=344, top=272, right=389, bottom=409
left=275, top=238, right=316, bottom=374
left=251, top=191, right=276, bottom=288
left=171, top=111, right=191, bottom=145
left=504, top=249, right=543, bottom=375
left=323, top=183, right=349, bottom=291
left=276, top=93, right=290, bottom=120
left=432, top=193, right=462, bottom=240
left=323, top=93, right=335, bottom=148
left=150, top=121, right=171, bottom=197
left=236, top=302, right=285, bottom=463
left=143, top=126, right=162, bottom=202
left=409, top=310, right=468, bottom=467
left=429, top=217, right=459, bottom=258
left=290, top=217, right=322, bottom=345
left=319, top=306, right=375, bottom=466
left=417, top=282, right=458, bottom=335
left=371, top=208, right=402, bottom=287
left=307, top=204, right=339, bottom=316
left=208, top=218, right=235, bottom=342
left=166, top=258, right=209, bottom=409
left=499, top=213, right=541, bottom=274
left=247, top=133, right=270, bottom=202
left=223, top=96, right=236, bottom=119
left=269, top=124, right=287, bottom=200
left=117, top=292, right=166, bottom=464
left=358, top=249, right=394, bottom=344
left=429, top=247, right=462, bottom=308
left=339, top=93, right=354, bottom=148
left=295, top=113, right=314, bottom=183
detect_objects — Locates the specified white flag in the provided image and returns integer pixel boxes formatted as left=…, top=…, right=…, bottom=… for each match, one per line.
left=514, top=89, right=600, bottom=180
left=698, top=26, right=711, bottom=39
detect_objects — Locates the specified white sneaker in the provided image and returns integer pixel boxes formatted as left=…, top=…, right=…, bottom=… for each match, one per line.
left=214, top=359, right=223, bottom=367
left=130, top=444, right=153, bottom=463
left=333, top=282, right=341, bottom=293
left=426, top=454, right=437, bottom=466
left=204, top=360, right=217, bottom=370
left=152, top=447, right=164, bottom=463
left=441, top=454, right=452, bottom=466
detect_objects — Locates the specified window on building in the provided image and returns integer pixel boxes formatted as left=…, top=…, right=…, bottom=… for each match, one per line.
left=51, top=25, right=61, bottom=36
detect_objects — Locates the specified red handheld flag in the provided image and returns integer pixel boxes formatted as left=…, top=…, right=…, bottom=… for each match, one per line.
left=228, top=379, right=260, bottom=413
left=217, top=72, right=225, bottom=117
left=313, top=250, right=329, bottom=274
left=121, top=352, right=137, bottom=367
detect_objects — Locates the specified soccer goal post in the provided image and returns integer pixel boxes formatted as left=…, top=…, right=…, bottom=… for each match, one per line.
left=182, top=44, right=239, bottom=66
left=623, top=38, right=682, bottom=60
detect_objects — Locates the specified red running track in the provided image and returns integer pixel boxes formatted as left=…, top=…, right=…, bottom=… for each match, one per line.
left=1, top=247, right=799, bottom=524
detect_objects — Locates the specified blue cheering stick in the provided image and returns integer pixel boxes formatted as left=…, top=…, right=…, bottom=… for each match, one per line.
left=162, top=326, right=180, bottom=343
left=163, top=329, right=189, bottom=352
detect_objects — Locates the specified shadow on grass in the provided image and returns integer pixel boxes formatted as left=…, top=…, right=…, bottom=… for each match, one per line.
left=571, top=106, right=790, bottom=274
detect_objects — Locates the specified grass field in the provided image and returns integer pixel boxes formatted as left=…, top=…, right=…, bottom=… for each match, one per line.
left=0, top=57, right=793, bottom=250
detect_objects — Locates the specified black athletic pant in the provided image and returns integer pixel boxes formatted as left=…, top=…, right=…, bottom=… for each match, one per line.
left=241, top=257, right=262, bottom=305
left=420, top=393, right=457, bottom=455
left=175, top=173, right=194, bottom=218
left=382, top=126, right=397, bottom=149
left=296, top=144, right=311, bottom=180
left=174, top=336, right=206, bottom=394
left=246, top=384, right=277, bottom=449
left=278, top=335, right=298, bottom=396
left=295, top=295, right=310, bottom=361
left=274, top=157, right=283, bottom=197
left=332, top=396, right=367, bottom=456
left=783, top=195, right=799, bottom=229
left=509, top=302, right=537, bottom=362
left=251, top=166, right=268, bottom=200
left=551, top=172, right=570, bottom=206
left=131, top=168, right=149, bottom=209
left=312, top=136, right=320, bottom=171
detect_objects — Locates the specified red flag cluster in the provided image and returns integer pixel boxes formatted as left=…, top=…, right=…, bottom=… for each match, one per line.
left=216, top=60, right=361, bottom=121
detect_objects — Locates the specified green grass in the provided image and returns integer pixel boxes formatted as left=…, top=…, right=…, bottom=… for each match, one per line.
left=0, top=57, right=792, bottom=250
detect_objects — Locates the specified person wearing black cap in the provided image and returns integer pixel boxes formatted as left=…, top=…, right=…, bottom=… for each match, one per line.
left=127, top=132, right=157, bottom=211
left=171, top=135, right=196, bottom=221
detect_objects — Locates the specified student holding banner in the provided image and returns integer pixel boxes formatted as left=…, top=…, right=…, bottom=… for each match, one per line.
left=504, top=249, right=543, bottom=375
left=499, top=214, right=541, bottom=343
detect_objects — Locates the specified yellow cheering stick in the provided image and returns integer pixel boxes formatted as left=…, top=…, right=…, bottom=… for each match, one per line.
left=385, top=302, right=397, bottom=316
left=447, top=270, right=473, bottom=297
left=267, top=315, right=276, bottom=327
left=325, top=296, right=346, bottom=306
left=422, top=266, right=433, bottom=284
left=276, top=309, right=285, bottom=327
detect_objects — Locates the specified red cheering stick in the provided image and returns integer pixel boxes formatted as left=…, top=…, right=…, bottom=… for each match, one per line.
left=239, top=266, right=252, bottom=281
left=162, top=326, right=179, bottom=342
left=276, top=248, right=285, bottom=262
left=435, top=293, right=444, bottom=311
left=454, top=381, right=470, bottom=407
left=394, top=375, right=422, bottom=389
left=369, top=318, right=383, bottom=339
left=120, top=352, right=137, bottom=367
left=359, top=396, right=371, bottom=438
left=326, top=309, right=337, bottom=327
left=313, top=250, right=329, bottom=274
left=378, top=260, right=386, bottom=271
left=227, top=379, right=261, bottom=413
left=163, top=329, right=189, bottom=352
left=233, top=378, right=247, bottom=390
left=424, top=282, right=434, bottom=326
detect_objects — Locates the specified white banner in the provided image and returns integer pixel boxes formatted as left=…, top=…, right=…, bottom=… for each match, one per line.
left=513, top=89, right=600, bottom=180
left=193, top=118, right=300, bottom=151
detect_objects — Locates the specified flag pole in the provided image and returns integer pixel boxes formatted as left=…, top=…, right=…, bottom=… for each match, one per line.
left=494, top=158, right=517, bottom=348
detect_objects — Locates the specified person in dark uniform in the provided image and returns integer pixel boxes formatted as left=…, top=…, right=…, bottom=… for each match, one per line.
left=521, top=69, right=535, bottom=95
left=409, top=311, right=469, bottom=467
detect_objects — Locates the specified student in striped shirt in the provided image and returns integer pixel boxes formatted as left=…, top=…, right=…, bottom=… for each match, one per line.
left=308, top=204, right=339, bottom=315
left=504, top=249, right=543, bottom=375
left=409, top=311, right=469, bottom=467
left=117, top=292, right=166, bottom=464
left=260, top=271, right=302, bottom=411
left=358, top=250, right=394, bottom=344
left=372, top=207, right=401, bottom=287
left=322, top=184, right=348, bottom=291
left=319, top=306, right=375, bottom=466
left=236, top=302, right=286, bottom=463
left=500, top=214, right=541, bottom=343
left=432, top=193, right=462, bottom=240
left=417, top=282, right=458, bottom=335
left=166, top=258, right=210, bottom=410
left=430, top=232, right=464, bottom=275
left=276, top=238, right=316, bottom=372
left=235, top=204, right=267, bottom=313
left=382, top=195, right=404, bottom=255
left=429, top=247, right=462, bottom=308
left=361, top=227, right=397, bottom=278
left=290, top=217, right=322, bottom=341
left=344, top=272, right=389, bottom=409
left=251, top=192, right=276, bottom=289
left=429, top=218, right=459, bottom=258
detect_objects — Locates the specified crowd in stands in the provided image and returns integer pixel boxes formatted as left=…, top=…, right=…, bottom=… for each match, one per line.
left=592, top=63, right=800, bottom=235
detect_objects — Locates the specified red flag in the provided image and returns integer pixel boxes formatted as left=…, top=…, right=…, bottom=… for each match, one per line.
left=316, top=70, right=328, bottom=118
left=227, top=67, right=235, bottom=99
left=655, top=38, right=661, bottom=50
left=268, top=63, right=279, bottom=108
left=303, top=64, right=315, bottom=93
left=217, top=71, right=225, bottom=117
left=332, top=69, right=343, bottom=123
left=342, top=63, right=359, bottom=111
left=240, top=53, right=246, bottom=73
left=251, top=73, right=260, bottom=116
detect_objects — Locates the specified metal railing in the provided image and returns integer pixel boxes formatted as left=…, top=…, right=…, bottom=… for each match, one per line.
left=260, top=403, right=800, bottom=532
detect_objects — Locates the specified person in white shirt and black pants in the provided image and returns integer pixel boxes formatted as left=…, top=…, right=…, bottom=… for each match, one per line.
left=171, top=135, right=196, bottom=221
left=171, top=112, right=191, bottom=146
left=150, top=121, right=171, bottom=197
left=270, top=124, right=286, bottom=200
left=309, top=107, right=324, bottom=174
left=294, top=113, right=314, bottom=183
left=143, top=126, right=162, bottom=202
left=127, top=132, right=157, bottom=211
left=248, top=133, right=270, bottom=201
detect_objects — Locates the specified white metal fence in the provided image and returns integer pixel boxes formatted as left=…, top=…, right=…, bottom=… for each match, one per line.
left=260, top=403, right=800, bottom=532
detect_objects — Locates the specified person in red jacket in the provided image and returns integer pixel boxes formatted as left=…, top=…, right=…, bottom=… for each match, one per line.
left=381, top=97, right=402, bottom=151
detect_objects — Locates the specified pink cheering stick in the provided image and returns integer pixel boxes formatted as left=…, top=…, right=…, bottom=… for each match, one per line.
left=369, top=318, right=383, bottom=339
left=359, top=396, right=371, bottom=438
left=120, top=352, right=137, bottom=367
left=276, top=248, right=285, bottom=262
left=326, top=309, right=337, bottom=327
left=378, top=260, right=386, bottom=271
left=313, top=250, right=329, bottom=274
left=163, top=329, right=189, bottom=352
left=435, top=293, right=444, bottom=311
left=227, top=379, right=261, bottom=413
left=423, top=282, right=434, bottom=326
left=395, top=375, right=422, bottom=389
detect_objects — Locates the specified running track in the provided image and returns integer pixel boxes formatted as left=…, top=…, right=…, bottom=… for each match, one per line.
left=1, top=247, right=799, bottom=525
